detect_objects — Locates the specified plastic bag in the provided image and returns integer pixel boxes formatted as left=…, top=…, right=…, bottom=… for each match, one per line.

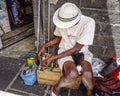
left=20, top=64, right=38, bottom=86
left=100, top=58, right=118, bottom=77
left=95, top=66, right=120, bottom=95
left=92, top=58, right=106, bottom=77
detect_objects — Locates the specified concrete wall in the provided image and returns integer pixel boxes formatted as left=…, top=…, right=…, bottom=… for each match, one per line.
left=0, top=0, right=11, bottom=35
left=79, top=0, right=120, bottom=61
left=33, top=0, right=120, bottom=61
left=0, top=0, right=11, bottom=49
left=53, top=0, right=120, bottom=61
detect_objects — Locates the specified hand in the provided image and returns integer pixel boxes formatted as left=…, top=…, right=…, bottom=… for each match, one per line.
left=38, top=44, right=46, bottom=57
left=44, top=56, right=54, bottom=68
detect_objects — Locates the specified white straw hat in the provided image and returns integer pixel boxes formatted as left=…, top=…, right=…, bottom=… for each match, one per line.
left=53, top=2, right=81, bottom=28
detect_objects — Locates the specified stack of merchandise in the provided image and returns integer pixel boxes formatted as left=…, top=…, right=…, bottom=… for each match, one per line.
left=20, top=54, right=38, bottom=86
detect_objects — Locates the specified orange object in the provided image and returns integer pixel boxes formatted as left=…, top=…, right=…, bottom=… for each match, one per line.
left=118, top=72, right=120, bottom=80
left=27, top=57, right=35, bottom=65
left=111, top=66, right=120, bottom=80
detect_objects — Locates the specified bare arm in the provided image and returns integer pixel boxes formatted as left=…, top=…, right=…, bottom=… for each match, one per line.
left=44, top=36, right=61, bottom=48
left=52, top=43, right=83, bottom=60
left=45, top=43, right=83, bottom=67
left=38, top=36, right=61, bottom=56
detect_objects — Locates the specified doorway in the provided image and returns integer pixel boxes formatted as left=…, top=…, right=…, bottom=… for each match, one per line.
left=6, top=0, right=33, bottom=31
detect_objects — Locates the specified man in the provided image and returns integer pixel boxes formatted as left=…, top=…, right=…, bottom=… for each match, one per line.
left=10, top=0, right=23, bottom=25
left=38, top=2, right=95, bottom=96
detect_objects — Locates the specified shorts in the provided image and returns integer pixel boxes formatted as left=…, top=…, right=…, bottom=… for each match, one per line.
left=57, top=48, right=93, bottom=71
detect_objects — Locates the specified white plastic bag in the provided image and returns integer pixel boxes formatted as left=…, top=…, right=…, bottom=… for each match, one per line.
left=92, top=58, right=106, bottom=77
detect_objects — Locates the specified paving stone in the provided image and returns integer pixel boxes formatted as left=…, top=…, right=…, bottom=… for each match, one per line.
left=106, top=0, right=120, bottom=11
left=70, top=84, right=86, bottom=96
left=7, top=89, right=29, bottom=96
left=95, top=23, right=113, bottom=36
left=80, top=0, right=120, bottom=11
left=11, top=75, right=47, bottom=96
left=111, top=26, right=120, bottom=37
left=104, top=46, right=117, bottom=58
left=93, top=35, right=115, bottom=47
left=89, top=45, right=106, bottom=59
left=81, top=9, right=120, bottom=24
left=0, top=57, right=24, bottom=91
left=81, top=0, right=107, bottom=9
left=81, top=9, right=110, bottom=23
left=95, top=23, right=120, bottom=37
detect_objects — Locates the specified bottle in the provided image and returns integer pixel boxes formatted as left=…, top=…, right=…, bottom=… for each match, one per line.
left=27, top=57, right=35, bottom=65
left=23, top=63, right=35, bottom=75
left=48, top=66, right=53, bottom=71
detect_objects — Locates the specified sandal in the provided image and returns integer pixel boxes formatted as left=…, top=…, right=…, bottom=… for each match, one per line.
left=18, top=20, right=23, bottom=24
left=14, top=20, right=23, bottom=25
left=50, top=87, right=57, bottom=96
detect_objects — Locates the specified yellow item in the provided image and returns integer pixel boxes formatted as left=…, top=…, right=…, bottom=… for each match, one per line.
left=118, top=72, right=120, bottom=80
left=27, top=58, right=35, bottom=65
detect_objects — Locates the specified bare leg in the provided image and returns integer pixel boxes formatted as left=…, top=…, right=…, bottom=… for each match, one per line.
left=52, top=61, right=78, bottom=96
left=81, top=61, right=95, bottom=96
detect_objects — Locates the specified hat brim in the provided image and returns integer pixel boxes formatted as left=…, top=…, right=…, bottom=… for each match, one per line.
left=53, top=8, right=81, bottom=29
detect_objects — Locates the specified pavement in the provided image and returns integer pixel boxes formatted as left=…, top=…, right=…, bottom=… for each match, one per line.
left=0, top=35, right=86, bottom=96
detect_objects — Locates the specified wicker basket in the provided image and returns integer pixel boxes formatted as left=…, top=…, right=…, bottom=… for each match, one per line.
left=37, top=54, right=82, bottom=89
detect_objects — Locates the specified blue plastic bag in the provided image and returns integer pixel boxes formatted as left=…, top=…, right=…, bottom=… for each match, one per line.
left=20, top=64, right=38, bottom=86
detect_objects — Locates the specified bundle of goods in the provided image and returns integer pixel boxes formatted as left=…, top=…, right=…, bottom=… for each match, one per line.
left=20, top=54, right=38, bottom=86
left=37, top=53, right=82, bottom=89
left=95, top=57, right=120, bottom=95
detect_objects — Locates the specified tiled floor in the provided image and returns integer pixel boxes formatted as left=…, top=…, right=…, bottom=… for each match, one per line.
left=0, top=35, right=86, bottom=96
left=0, top=35, right=119, bottom=96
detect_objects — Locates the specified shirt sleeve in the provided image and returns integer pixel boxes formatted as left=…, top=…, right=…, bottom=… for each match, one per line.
left=77, top=18, right=95, bottom=45
left=54, top=27, right=61, bottom=36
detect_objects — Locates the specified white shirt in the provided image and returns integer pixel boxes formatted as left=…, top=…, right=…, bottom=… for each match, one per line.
left=54, top=15, right=95, bottom=52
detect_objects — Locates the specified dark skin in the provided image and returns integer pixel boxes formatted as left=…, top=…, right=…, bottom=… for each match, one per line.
left=39, top=36, right=83, bottom=67
left=38, top=36, right=95, bottom=96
